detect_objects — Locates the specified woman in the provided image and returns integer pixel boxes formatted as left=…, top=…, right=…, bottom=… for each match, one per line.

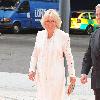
left=28, top=9, right=76, bottom=100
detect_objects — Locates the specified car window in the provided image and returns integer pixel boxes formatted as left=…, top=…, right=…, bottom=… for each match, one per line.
left=81, top=13, right=89, bottom=19
left=71, top=12, right=81, bottom=18
left=18, top=1, right=30, bottom=12
left=90, top=13, right=96, bottom=19
left=31, top=0, right=59, bottom=2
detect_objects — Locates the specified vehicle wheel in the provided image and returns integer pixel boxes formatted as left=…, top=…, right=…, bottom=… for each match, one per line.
left=12, top=24, right=21, bottom=34
left=86, top=25, right=94, bottom=35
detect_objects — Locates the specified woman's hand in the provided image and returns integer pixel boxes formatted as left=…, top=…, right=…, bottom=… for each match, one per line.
left=28, top=71, right=36, bottom=81
left=67, top=82, right=75, bottom=96
left=70, top=76, right=76, bottom=84
left=67, top=76, right=76, bottom=96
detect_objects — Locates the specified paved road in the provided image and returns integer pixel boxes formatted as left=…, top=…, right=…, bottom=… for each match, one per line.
left=0, top=72, right=95, bottom=100
left=0, top=33, right=91, bottom=77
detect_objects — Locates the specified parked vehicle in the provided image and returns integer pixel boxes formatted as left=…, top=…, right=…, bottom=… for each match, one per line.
left=0, top=0, right=99, bottom=34
left=0, top=0, right=59, bottom=33
left=70, top=11, right=99, bottom=34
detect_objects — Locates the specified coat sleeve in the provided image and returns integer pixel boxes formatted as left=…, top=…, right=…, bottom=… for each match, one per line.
left=81, top=36, right=92, bottom=75
left=63, top=33, right=75, bottom=77
left=29, top=32, right=39, bottom=72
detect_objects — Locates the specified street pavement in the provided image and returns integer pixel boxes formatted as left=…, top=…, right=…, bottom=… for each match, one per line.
left=0, top=34, right=94, bottom=100
left=0, top=72, right=95, bottom=100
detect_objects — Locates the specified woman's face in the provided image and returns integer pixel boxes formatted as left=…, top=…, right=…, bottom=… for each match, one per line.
left=44, top=16, right=57, bottom=31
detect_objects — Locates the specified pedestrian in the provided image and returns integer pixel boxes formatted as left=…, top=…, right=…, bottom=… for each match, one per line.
left=28, top=9, right=76, bottom=100
left=80, top=4, right=100, bottom=100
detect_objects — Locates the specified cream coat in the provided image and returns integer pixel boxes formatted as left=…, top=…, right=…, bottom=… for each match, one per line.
left=29, top=29, right=75, bottom=100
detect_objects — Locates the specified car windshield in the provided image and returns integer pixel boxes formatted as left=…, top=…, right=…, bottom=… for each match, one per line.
left=71, top=12, right=81, bottom=18
left=0, top=0, right=19, bottom=10
left=90, top=12, right=96, bottom=19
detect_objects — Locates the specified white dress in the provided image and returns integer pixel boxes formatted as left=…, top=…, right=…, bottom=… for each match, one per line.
left=29, top=29, right=75, bottom=100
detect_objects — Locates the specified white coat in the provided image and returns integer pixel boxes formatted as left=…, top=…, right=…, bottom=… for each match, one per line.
left=29, top=29, right=75, bottom=100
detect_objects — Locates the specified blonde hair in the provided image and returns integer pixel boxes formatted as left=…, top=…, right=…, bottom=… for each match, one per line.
left=96, top=4, right=100, bottom=9
left=40, top=9, right=62, bottom=29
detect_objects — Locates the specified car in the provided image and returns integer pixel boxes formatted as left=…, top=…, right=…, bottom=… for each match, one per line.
left=70, top=10, right=99, bottom=34
left=0, top=0, right=59, bottom=34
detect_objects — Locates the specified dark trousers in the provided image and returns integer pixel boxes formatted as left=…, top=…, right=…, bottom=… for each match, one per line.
left=93, top=89, right=100, bottom=100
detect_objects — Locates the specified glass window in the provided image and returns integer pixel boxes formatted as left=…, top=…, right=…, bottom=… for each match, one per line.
left=71, top=12, right=81, bottom=18
left=82, top=13, right=89, bottom=19
left=18, top=1, right=30, bottom=12
left=31, top=0, right=59, bottom=2
left=0, top=0, right=17, bottom=9
left=90, top=12, right=96, bottom=19
left=54, top=0, right=59, bottom=2
left=50, top=0, right=59, bottom=2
